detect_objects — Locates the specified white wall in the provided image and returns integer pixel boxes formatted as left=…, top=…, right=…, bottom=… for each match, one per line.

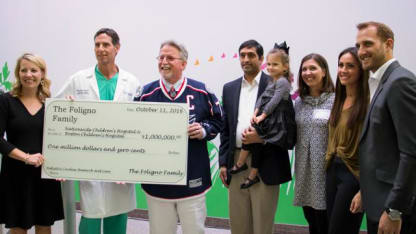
left=1, top=0, right=416, bottom=97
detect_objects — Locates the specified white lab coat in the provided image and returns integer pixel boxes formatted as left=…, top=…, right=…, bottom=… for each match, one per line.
left=56, top=66, right=141, bottom=218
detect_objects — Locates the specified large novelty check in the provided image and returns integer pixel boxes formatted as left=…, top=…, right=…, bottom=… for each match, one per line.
left=41, top=99, right=188, bottom=185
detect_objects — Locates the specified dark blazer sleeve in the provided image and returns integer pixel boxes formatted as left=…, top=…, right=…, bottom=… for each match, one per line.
left=384, top=75, right=416, bottom=214
left=219, top=83, right=232, bottom=168
left=0, top=93, right=16, bottom=155
left=200, top=89, right=224, bottom=141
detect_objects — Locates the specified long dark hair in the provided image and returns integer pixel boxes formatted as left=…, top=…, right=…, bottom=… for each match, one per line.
left=329, top=47, right=369, bottom=128
left=297, top=53, right=334, bottom=99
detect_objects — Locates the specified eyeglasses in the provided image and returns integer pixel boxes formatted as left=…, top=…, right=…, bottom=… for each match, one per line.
left=156, top=55, right=182, bottom=62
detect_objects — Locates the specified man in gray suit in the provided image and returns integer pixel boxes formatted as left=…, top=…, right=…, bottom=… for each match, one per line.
left=356, top=21, right=416, bottom=234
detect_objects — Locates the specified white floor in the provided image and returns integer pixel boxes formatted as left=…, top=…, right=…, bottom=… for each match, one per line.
left=1, top=213, right=230, bottom=234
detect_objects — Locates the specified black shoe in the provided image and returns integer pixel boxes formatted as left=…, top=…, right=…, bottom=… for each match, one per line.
left=229, top=163, right=248, bottom=174
left=240, top=176, right=260, bottom=189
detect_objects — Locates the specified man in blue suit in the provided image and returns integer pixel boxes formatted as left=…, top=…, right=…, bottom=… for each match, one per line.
left=356, top=21, right=416, bottom=234
left=219, top=40, right=291, bottom=234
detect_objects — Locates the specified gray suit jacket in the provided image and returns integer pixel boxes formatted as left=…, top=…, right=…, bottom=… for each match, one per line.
left=359, top=61, right=416, bottom=221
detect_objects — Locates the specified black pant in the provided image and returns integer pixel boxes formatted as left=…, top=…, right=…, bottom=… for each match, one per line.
left=326, top=157, right=363, bottom=234
left=302, top=206, right=328, bottom=234
left=241, top=143, right=262, bottom=168
left=367, top=214, right=416, bottom=234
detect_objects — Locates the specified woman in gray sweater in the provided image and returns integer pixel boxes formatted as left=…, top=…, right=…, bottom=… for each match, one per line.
left=294, top=53, right=335, bottom=234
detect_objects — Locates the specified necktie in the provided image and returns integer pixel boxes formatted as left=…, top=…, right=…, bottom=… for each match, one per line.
left=169, top=87, right=176, bottom=98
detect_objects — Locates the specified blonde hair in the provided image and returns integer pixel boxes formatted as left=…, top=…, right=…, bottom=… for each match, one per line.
left=12, top=53, right=51, bottom=102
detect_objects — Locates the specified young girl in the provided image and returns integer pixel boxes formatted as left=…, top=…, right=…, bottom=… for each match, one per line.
left=230, top=42, right=294, bottom=189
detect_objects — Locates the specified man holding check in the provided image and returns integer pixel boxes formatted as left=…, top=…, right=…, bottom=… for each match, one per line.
left=56, top=28, right=141, bottom=234
left=135, top=40, right=223, bottom=234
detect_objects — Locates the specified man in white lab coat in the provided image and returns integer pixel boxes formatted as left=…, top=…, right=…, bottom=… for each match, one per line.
left=56, top=28, right=141, bottom=234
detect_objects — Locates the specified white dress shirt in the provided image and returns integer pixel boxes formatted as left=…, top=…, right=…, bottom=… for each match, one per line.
left=162, top=77, right=184, bottom=93
left=369, top=58, right=396, bottom=101
left=235, top=72, right=262, bottom=147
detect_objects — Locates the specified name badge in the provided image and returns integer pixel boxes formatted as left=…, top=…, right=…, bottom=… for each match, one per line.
left=313, top=109, right=330, bottom=120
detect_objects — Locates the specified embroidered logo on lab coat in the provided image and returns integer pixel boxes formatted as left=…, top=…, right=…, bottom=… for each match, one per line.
left=76, top=89, right=90, bottom=95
